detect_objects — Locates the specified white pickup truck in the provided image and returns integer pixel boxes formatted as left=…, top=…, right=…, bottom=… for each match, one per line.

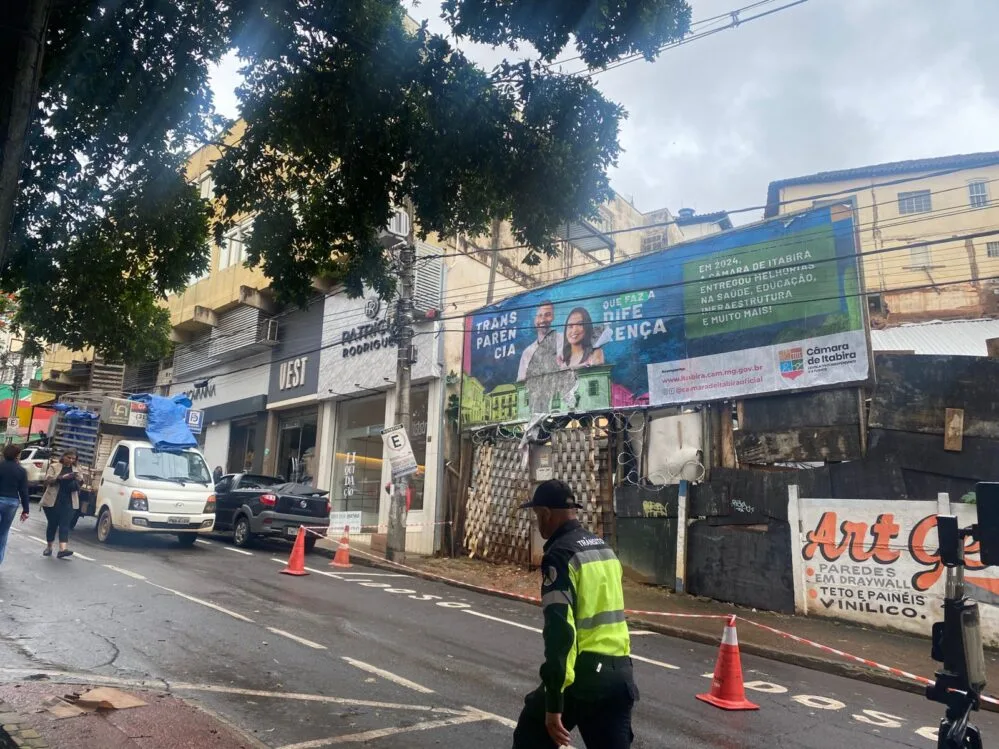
left=50, top=393, right=215, bottom=546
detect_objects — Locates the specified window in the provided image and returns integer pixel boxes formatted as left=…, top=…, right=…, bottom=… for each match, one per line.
left=970, top=181, right=990, bottom=209
left=987, top=242, right=999, bottom=259
left=197, top=174, right=214, bottom=201
left=898, top=190, right=932, bottom=215
left=219, top=219, right=253, bottom=271
left=110, top=445, right=130, bottom=470
left=134, top=448, right=212, bottom=485
left=909, top=243, right=931, bottom=267
left=588, top=380, right=600, bottom=397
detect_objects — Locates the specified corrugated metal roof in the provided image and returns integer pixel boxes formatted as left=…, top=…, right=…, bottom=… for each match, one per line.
left=764, top=151, right=999, bottom=217
left=870, top=319, right=999, bottom=357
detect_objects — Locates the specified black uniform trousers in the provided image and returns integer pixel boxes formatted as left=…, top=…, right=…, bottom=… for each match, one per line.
left=513, top=653, right=638, bottom=749
left=43, top=494, right=74, bottom=543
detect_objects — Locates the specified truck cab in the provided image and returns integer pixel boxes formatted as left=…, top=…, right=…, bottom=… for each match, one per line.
left=96, top=439, right=216, bottom=546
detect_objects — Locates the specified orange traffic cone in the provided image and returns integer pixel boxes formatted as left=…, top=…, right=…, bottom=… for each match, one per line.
left=696, top=615, right=758, bottom=711
left=331, top=525, right=352, bottom=568
left=280, top=526, right=310, bottom=576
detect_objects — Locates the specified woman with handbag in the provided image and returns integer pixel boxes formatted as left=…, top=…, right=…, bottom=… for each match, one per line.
left=40, top=449, right=81, bottom=559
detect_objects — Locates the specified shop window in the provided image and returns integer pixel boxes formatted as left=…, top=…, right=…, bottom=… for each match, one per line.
left=332, top=395, right=387, bottom=529
left=277, top=410, right=318, bottom=486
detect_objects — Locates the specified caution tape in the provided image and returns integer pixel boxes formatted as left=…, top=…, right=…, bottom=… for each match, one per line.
left=736, top=617, right=999, bottom=706
left=288, top=528, right=999, bottom=706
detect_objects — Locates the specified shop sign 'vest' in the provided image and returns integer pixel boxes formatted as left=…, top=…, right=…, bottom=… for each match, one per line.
left=279, top=356, right=309, bottom=391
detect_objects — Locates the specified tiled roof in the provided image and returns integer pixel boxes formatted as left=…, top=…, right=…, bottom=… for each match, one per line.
left=764, top=151, right=999, bottom=217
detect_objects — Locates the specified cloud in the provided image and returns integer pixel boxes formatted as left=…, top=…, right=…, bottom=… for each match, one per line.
left=211, top=0, right=999, bottom=225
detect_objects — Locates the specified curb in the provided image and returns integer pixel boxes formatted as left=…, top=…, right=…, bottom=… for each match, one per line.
left=333, top=550, right=998, bottom=712
left=0, top=699, right=49, bottom=749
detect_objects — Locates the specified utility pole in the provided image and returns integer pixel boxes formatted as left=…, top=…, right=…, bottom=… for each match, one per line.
left=485, top=217, right=501, bottom=304
left=386, top=208, right=416, bottom=562
left=6, top=346, right=23, bottom=444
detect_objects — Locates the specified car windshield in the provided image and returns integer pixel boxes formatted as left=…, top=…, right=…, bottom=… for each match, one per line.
left=237, top=475, right=283, bottom=490
left=134, top=448, right=212, bottom=485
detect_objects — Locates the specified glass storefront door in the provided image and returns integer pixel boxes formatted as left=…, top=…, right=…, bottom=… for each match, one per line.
left=407, top=385, right=429, bottom=512
left=277, top=410, right=318, bottom=486
left=331, top=395, right=386, bottom=530
left=227, top=419, right=257, bottom=474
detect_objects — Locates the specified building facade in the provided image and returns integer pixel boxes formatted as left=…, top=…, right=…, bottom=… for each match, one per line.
left=765, top=151, right=999, bottom=324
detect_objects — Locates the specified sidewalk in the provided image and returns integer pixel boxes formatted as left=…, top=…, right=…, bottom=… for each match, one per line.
left=0, top=682, right=265, bottom=749
left=315, top=538, right=999, bottom=705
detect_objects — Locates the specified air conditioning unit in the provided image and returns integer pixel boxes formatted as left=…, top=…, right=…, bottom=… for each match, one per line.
left=378, top=206, right=411, bottom=248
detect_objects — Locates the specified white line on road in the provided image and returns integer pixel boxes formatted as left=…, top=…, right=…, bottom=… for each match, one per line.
left=631, top=654, right=680, bottom=670
left=74, top=551, right=95, bottom=561
left=103, top=565, right=147, bottom=581
left=0, top=669, right=463, bottom=715
left=224, top=546, right=254, bottom=556
left=333, top=572, right=409, bottom=578
left=629, top=630, right=656, bottom=636
left=172, top=682, right=462, bottom=713
left=195, top=539, right=214, bottom=546
left=463, top=611, right=680, bottom=670
left=463, top=609, right=541, bottom=633
left=26, top=535, right=47, bottom=545
left=146, top=581, right=255, bottom=623
left=341, top=657, right=435, bottom=694
left=462, top=706, right=518, bottom=729
left=266, top=627, right=327, bottom=650
left=276, top=714, right=488, bottom=748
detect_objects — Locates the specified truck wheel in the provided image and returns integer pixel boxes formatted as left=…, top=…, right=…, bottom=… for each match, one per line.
left=96, top=507, right=115, bottom=544
left=177, top=534, right=198, bottom=547
left=233, top=516, right=253, bottom=548
left=304, top=536, right=318, bottom=554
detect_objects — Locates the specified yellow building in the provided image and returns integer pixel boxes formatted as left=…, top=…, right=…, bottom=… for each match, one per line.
left=765, top=151, right=999, bottom=323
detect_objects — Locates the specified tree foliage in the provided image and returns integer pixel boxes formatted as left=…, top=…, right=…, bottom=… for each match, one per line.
left=3, top=0, right=231, bottom=361
left=4, top=0, right=691, bottom=360
left=213, top=0, right=692, bottom=303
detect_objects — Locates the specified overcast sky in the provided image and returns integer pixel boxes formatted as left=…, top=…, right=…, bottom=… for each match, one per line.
left=209, top=0, right=999, bottom=224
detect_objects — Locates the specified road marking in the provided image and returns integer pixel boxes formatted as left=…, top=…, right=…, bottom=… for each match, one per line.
left=462, top=611, right=680, bottom=670
left=173, top=682, right=461, bottom=713
left=26, top=535, right=47, bottom=545
left=0, top=669, right=462, bottom=715
left=103, top=565, right=147, bottom=581
left=74, top=551, right=95, bottom=561
left=146, top=582, right=254, bottom=623
left=333, top=572, right=408, bottom=578
left=224, top=546, right=253, bottom=556
left=267, top=627, right=327, bottom=650
left=631, top=654, right=680, bottom=670
left=463, top=609, right=541, bottom=632
left=276, top=713, right=488, bottom=748
left=341, top=657, right=435, bottom=694
left=462, top=706, right=518, bottom=729
left=629, top=630, right=655, bottom=636
left=196, top=539, right=214, bottom=546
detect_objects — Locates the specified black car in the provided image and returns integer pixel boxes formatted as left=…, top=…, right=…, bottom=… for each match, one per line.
left=213, top=473, right=330, bottom=552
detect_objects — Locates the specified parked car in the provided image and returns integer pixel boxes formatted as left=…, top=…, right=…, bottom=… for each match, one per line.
left=213, top=473, right=330, bottom=552
left=19, top=447, right=52, bottom=499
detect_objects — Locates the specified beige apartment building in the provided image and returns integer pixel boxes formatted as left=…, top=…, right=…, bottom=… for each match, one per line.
left=765, top=151, right=999, bottom=323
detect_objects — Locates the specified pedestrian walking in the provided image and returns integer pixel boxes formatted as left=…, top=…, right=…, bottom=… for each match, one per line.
left=513, top=479, right=638, bottom=749
left=40, top=449, right=81, bottom=559
left=0, top=443, right=30, bottom=566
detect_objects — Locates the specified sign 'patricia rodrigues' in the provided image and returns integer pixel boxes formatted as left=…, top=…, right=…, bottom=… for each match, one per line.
left=460, top=203, right=871, bottom=426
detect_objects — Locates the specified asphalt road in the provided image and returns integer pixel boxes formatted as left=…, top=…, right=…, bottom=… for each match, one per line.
left=1, top=514, right=995, bottom=749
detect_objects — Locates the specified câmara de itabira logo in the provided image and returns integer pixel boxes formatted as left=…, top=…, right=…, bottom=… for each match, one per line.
left=778, top=346, right=805, bottom=380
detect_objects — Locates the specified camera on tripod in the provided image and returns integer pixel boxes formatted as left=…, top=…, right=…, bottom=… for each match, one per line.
left=926, top=482, right=999, bottom=749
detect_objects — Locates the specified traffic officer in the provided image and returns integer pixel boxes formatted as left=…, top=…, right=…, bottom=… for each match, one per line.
left=513, top=479, right=638, bottom=748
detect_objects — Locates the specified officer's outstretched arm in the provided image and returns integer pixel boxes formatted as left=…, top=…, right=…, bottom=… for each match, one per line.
left=539, top=547, right=577, bottom=713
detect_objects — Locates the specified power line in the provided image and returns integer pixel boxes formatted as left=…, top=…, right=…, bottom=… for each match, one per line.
left=164, top=225, right=999, bottom=393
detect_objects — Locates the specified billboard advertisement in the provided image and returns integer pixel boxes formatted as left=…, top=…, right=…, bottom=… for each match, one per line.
left=461, top=204, right=869, bottom=426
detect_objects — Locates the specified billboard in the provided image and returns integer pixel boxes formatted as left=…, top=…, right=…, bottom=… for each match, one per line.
left=461, top=204, right=869, bottom=426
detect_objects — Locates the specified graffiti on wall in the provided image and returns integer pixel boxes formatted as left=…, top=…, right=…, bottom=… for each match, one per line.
left=792, top=497, right=999, bottom=643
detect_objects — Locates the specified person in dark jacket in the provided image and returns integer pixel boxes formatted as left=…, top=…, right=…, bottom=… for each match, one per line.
left=0, top=442, right=30, bottom=566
